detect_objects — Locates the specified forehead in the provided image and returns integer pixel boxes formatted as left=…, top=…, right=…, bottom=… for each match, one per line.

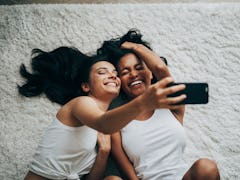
left=118, top=53, right=143, bottom=68
left=91, top=61, right=115, bottom=70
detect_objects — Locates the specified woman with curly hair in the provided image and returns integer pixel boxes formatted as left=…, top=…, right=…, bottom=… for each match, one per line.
left=99, top=29, right=220, bottom=180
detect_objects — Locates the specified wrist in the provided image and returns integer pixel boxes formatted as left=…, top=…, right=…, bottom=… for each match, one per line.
left=134, top=94, right=146, bottom=112
left=132, top=43, right=144, bottom=51
left=98, top=148, right=110, bottom=157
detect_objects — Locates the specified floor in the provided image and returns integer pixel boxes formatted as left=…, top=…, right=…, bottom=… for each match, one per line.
left=1, top=0, right=239, bottom=5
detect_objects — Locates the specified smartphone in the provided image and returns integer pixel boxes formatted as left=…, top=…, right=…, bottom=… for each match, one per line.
left=167, top=83, right=209, bottom=104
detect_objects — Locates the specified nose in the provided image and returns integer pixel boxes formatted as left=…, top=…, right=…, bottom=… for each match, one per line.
left=108, top=71, right=117, bottom=79
left=129, top=69, right=138, bottom=78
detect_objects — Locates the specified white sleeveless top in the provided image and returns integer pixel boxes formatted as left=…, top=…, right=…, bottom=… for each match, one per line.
left=29, top=119, right=97, bottom=180
left=121, top=109, right=188, bottom=180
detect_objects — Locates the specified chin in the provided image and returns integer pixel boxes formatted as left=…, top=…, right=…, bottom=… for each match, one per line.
left=130, top=89, right=145, bottom=97
left=109, top=90, right=120, bottom=96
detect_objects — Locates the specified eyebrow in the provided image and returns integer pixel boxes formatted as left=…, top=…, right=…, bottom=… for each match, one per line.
left=120, top=62, right=143, bottom=71
left=96, top=67, right=108, bottom=70
left=96, top=67, right=117, bottom=72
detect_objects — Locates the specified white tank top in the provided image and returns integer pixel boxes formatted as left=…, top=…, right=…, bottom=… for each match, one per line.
left=29, top=119, right=97, bottom=180
left=121, top=109, right=188, bottom=180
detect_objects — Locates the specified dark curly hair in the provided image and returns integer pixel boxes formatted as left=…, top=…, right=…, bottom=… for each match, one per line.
left=97, top=29, right=167, bottom=99
left=18, top=46, right=110, bottom=105
left=98, top=29, right=167, bottom=72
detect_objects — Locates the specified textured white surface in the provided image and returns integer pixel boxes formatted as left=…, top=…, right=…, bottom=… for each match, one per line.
left=0, top=3, right=240, bottom=180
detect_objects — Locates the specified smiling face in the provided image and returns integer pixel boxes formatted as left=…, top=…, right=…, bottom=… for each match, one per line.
left=82, top=61, right=121, bottom=100
left=117, top=53, right=152, bottom=99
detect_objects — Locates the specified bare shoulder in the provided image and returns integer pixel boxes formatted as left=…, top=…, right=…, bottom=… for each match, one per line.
left=71, top=96, right=104, bottom=127
left=71, top=96, right=99, bottom=112
left=74, top=96, right=91, bottom=101
left=73, top=96, right=97, bottom=105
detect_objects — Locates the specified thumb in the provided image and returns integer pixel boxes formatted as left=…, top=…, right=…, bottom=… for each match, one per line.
left=121, top=41, right=136, bottom=50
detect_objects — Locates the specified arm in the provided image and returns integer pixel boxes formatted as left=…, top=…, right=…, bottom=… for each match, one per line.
left=86, top=133, right=111, bottom=180
left=121, top=42, right=171, bottom=80
left=121, top=42, right=185, bottom=124
left=72, top=77, right=186, bottom=134
left=111, top=132, right=139, bottom=180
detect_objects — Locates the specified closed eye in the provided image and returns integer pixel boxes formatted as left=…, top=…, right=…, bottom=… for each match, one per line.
left=120, top=69, right=129, bottom=76
left=98, top=69, right=108, bottom=74
left=97, top=68, right=118, bottom=76
left=135, top=64, right=144, bottom=70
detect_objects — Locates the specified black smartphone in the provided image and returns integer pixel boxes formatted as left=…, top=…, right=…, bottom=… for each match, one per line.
left=167, top=83, right=209, bottom=104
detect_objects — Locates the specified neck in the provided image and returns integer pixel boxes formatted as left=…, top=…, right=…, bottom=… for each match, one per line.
left=89, top=94, right=113, bottom=111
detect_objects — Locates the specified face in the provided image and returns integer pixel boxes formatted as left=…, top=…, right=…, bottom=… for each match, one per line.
left=118, top=53, right=152, bottom=99
left=82, top=61, right=121, bottom=99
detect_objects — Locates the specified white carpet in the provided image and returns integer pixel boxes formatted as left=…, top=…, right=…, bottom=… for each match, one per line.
left=0, top=3, right=240, bottom=180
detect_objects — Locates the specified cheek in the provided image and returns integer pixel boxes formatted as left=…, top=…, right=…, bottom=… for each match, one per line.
left=89, top=78, right=101, bottom=90
left=120, top=76, right=128, bottom=87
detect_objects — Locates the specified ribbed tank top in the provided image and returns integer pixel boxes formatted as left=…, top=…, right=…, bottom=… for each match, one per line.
left=29, top=119, right=97, bottom=180
left=121, top=109, right=188, bottom=180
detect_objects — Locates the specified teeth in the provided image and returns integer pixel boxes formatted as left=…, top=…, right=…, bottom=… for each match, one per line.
left=106, top=82, right=117, bottom=87
left=130, top=80, right=142, bottom=86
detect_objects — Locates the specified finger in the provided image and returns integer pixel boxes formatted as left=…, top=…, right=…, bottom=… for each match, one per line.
left=154, top=77, right=174, bottom=89
left=97, top=133, right=110, bottom=144
left=97, top=133, right=105, bottom=143
left=97, top=133, right=111, bottom=151
left=97, top=132, right=103, bottom=139
left=158, top=94, right=186, bottom=106
left=161, top=94, right=187, bottom=105
left=162, top=84, right=186, bottom=96
left=121, top=41, right=135, bottom=49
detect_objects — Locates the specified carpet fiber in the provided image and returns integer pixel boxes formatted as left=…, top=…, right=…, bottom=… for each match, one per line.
left=0, top=3, right=240, bottom=179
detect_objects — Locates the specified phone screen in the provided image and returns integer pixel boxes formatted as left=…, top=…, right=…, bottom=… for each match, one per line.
left=167, top=83, right=209, bottom=104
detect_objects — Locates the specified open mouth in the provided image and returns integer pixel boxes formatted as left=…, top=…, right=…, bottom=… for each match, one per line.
left=104, top=82, right=118, bottom=87
left=129, top=80, right=143, bottom=87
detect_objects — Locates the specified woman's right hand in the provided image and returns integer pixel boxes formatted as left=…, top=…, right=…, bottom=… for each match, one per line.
left=137, top=77, right=186, bottom=111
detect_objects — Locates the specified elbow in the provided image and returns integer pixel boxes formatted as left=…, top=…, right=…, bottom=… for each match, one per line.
left=155, top=63, right=167, bottom=73
left=155, top=64, right=170, bottom=79
left=96, top=124, right=117, bottom=135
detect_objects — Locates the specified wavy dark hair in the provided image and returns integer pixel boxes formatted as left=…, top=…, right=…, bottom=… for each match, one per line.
left=18, top=46, right=110, bottom=105
left=98, top=29, right=150, bottom=66
left=97, top=29, right=167, bottom=99
left=98, top=29, right=167, bottom=77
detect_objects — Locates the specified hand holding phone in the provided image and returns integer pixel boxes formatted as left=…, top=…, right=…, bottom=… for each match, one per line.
left=167, top=83, right=209, bottom=104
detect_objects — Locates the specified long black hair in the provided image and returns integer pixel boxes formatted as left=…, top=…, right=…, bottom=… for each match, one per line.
left=18, top=46, right=110, bottom=105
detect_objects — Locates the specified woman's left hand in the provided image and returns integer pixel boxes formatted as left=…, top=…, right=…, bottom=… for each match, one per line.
left=97, top=132, right=111, bottom=154
left=121, top=41, right=140, bottom=50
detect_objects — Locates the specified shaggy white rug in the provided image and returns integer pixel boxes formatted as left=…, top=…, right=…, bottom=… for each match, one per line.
left=0, top=3, right=240, bottom=180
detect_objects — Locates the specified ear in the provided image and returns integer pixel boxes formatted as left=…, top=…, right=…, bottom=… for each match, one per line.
left=81, top=83, right=90, bottom=93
